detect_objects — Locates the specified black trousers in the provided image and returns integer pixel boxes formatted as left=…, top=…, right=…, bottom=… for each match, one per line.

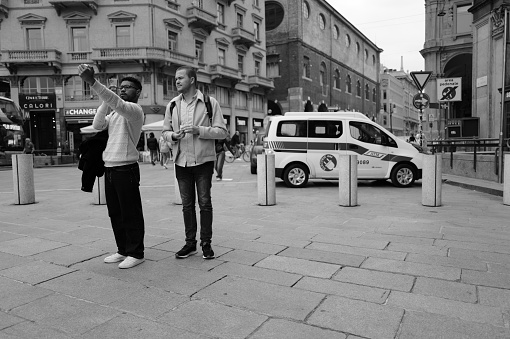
left=104, top=163, right=145, bottom=259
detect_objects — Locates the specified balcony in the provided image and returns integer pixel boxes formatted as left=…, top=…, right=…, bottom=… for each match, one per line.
left=232, top=27, right=256, bottom=48
left=247, top=75, right=275, bottom=90
left=49, top=0, right=98, bottom=16
left=1, top=49, right=62, bottom=74
left=91, top=47, right=196, bottom=68
left=209, top=64, right=242, bottom=83
left=0, top=0, right=8, bottom=18
left=186, top=6, right=217, bottom=32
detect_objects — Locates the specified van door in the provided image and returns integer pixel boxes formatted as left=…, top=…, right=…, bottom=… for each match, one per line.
left=347, top=121, right=389, bottom=179
left=307, top=119, right=344, bottom=179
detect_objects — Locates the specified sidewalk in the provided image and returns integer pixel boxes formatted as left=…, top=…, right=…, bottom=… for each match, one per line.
left=0, top=162, right=509, bottom=338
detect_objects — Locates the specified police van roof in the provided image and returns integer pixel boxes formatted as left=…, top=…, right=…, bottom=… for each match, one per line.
left=284, top=111, right=370, bottom=120
left=0, top=96, right=14, bottom=102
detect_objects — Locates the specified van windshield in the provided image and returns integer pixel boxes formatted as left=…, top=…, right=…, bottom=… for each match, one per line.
left=349, top=121, right=397, bottom=147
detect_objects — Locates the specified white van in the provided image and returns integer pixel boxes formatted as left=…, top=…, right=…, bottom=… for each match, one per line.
left=263, top=112, right=425, bottom=188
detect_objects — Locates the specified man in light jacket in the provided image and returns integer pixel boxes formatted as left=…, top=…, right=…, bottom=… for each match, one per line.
left=162, top=66, right=228, bottom=260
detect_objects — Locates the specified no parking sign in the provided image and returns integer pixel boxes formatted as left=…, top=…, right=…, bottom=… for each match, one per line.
left=437, top=78, right=462, bottom=102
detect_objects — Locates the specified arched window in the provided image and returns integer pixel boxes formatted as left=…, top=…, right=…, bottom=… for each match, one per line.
left=345, top=75, right=351, bottom=93
left=372, top=88, right=377, bottom=102
left=302, top=1, right=310, bottom=19
left=334, top=69, right=341, bottom=89
left=319, top=13, right=326, bottom=30
left=356, top=80, right=361, bottom=97
left=365, top=84, right=370, bottom=100
left=320, top=62, right=327, bottom=86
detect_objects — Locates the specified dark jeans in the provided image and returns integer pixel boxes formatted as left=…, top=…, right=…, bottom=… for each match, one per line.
left=175, top=161, right=214, bottom=246
left=215, top=151, right=225, bottom=178
left=105, top=163, right=145, bottom=259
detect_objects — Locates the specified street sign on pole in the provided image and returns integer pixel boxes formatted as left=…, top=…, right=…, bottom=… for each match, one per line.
left=413, top=92, right=430, bottom=110
left=410, top=71, right=433, bottom=92
left=437, top=78, right=462, bottom=102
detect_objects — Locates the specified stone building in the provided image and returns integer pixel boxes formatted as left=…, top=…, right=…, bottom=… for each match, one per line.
left=264, top=0, right=382, bottom=117
left=0, top=0, right=273, bottom=152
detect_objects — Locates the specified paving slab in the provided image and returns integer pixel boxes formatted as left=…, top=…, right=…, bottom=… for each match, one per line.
left=253, top=235, right=311, bottom=248
left=210, top=261, right=302, bottom=286
left=216, top=248, right=269, bottom=266
left=307, top=295, right=404, bottom=339
left=34, top=244, right=105, bottom=267
left=461, top=269, right=510, bottom=289
left=0, top=251, right=33, bottom=270
left=405, top=253, right=487, bottom=271
left=412, top=277, right=477, bottom=303
left=255, top=255, right=341, bottom=278
left=387, top=242, right=448, bottom=256
left=435, top=239, right=510, bottom=255
left=478, top=286, right=510, bottom=309
left=278, top=246, right=365, bottom=267
left=359, top=233, right=435, bottom=245
left=311, top=234, right=389, bottom=249
left=306, top=242, right=406, bottom=260
left=361, top=257, right=461, bottom=280
left=0, top=320, right=75, bottom=339
left=250, top=318, right=346, bottom=339
left=157, top=299, right=267, bottom=339
left=0, top=311, right=24, bottom=330
left=387, top=291, right=504, bottom=326
left=194, top=276, right=325, bottom=321
left=0, top=276, right=54, bottom=311
left=397, top=310, right=510, bottom=339
left=215, top=238, right=286, bottom=254
left=0, top=237, right=68, bottom=257
left=333, top=267, right=415, bottom=292
left=0, top=260, right=76, bottom=285
left=449, top=247, right=510, bottom=265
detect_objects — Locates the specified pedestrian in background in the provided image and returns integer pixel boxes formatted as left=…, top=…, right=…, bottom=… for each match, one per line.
left=78, top=63, right=145, bottom=269
left=23, top=138, right=34, bottom=154
left=159, top=134, right=172, bottom=169
left=146, top=132, right=159, bottom=165
left=162, top=66, right=228, bottom=260
left=214, top=135, right=231, bottom=181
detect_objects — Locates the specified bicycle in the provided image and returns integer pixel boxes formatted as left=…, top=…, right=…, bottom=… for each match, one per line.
left=225, top=144, right=250, bottom=163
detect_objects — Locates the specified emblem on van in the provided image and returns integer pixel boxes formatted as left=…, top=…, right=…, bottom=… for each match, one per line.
left=363, top=151, right=385, bottom=159
left=320, top=154, right=337, bottom=171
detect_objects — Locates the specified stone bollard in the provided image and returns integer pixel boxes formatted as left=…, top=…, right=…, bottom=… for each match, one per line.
left=422, top=154, right=442, bottom=207
left=93, top=175, right=106, bottom=205
left=338, top=154, right=358, bottom=207
left=504, top=154, right=510, bottom=206
left=174, top=163, right=182, bottom=205
left=257, top=152, right=276, bottom=206
left=12, top=154, right=35, bottom=205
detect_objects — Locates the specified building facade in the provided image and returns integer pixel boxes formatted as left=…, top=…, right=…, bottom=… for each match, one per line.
left=380, top=68, right=421, bottom=138
left=0, top=0, right=273, bottom=152
left=264, top=0, right=382, bottom=117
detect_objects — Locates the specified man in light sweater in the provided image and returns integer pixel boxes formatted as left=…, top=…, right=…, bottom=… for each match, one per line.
left=78, top=64, right=145, bottom=269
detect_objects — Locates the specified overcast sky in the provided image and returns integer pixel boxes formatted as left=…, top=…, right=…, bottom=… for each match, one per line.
left=328, top=0, right=426, bottom=73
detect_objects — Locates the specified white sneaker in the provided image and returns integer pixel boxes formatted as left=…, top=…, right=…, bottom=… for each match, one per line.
left=118, top=256, right=145, bottom=269
left=104, top=253, right=126, bottom=263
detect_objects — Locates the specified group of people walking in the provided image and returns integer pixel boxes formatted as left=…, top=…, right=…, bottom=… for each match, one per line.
left=78, top=63, right=229, bottom=269
left=146, top=132, right=172, bottom=169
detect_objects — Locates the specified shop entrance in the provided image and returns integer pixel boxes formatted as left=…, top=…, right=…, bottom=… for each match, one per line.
left=30, top=110, right=56, bottom=154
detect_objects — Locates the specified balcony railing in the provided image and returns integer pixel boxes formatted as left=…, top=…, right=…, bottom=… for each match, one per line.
left=0, top=49, right=62, bottom=70
left=209, top=64, right=242, bottom=81
left=247, top=75, right=275, bottom=89
left=186, top=6, right=217, bottom=31
left=49, top=0, right=98, bottom=15
left=65, top=94, right=99, bottom=102
left=231, top=27, right=256, bottom=47
left=91, top=47, right=196, bottom=66
left=67, top=52, right=92, bottom=62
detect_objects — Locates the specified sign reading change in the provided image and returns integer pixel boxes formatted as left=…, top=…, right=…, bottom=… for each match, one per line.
left=437, top=78, right=462, bottom=102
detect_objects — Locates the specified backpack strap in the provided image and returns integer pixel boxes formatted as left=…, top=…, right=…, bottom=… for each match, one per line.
left=204, top=94, right=213, bottom=125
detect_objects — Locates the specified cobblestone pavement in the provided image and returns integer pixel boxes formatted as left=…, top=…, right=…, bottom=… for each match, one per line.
left=0, top=161, right=509, bottom=338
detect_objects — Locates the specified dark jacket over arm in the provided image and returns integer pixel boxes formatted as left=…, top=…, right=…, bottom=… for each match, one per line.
left=78, top=130, right=109, bottom=192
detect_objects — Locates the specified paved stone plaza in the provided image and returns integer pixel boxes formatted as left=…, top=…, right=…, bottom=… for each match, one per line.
left=0, top=161, right=509, bottom=338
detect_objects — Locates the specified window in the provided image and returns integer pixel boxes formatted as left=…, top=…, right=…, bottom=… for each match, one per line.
left=218, top=48, right=226, bottom=65
left=192, top=0, right=203, bottom=8
left=237, top=13, right=244, bottom=28
left=115, top=26, right=130, bottom=47
left=355, top=42, right=360, bottom=55
left=267, top=60, right=280, bottom=78
left=333, top=25, right=339, bottom=40
left=253, top=94, right=264, bottom=111
left=235, top=90, right=248, bottom=108
left=334, top=69, right=341, bottom=89
left=216, top=86, right=230, bottom=105
left=356, top=80, right=361, bottom=97
left=303, top=56, right=310, bottom=78
left=309, top=121, right=342, bottom=138
left=372, top=55, right=376, bottom=65
left=364, top=49, right=368, bottom=61
left=345, top=34, right=351, bottom=47
left=255, top=60, right=261, bottom=76
left=237, top=54, right=244, bottom=73
left=167, top=0, right=179, bottom=11
left=195, top=41, right=204, bottom=62
left=163, top=75, right=177, bottom=98
left=277, top=121, right=307, bottom=137
left=254, top=22, right=260, bottom=40
left=27, top=28, right=43, bottom=50
left=383, top=90, right=387, bottom=99
left=346, top=75, right=351, bottom=93
left=303, top=1, right=309, bottom=19
left=217, top=3, right=225, bottom=26
left=266, top=1, right=284, bottom=30
left=365, top=84, right=370, bottom=100
left=22, top=77, right=55, bottom=94
left=320, top=63, right=327, bottom=86
left=372, top=88, right=377, bottom=102
left=349, top=121, right=396, bottom=147
left=168, top=31, right=178, bottom=51
left=65, top=76, right=91, bottom=100
left=319, top=14, right=325, bottom=30
left=254, top=0, right=259, bottom=7
left=24, top=0, right=40, bottom=3
left=456, top=4, right=472, bottom=35
left=71, top=27, right=88, bottom=51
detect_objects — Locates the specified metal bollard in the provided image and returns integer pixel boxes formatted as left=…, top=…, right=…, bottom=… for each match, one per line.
left=504, top=154, right=510, bottom=206
left=338, top=154, right=358, bottom=207
left=174, top=163, right=182, bottom=205
left=257, top=152, right=276, bottom=206
left=93, top=175, right=106, bottom=205
left=12, top=154, right=35, bottom=205
left=422, top=154, right=442, bottom=207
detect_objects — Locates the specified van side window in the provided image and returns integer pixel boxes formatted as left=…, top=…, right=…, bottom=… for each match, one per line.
left=349, top=121, right=396, bottom=147
left=309, top=120, right=342, bottom=138
left=277, top=121, right=307, bottom=137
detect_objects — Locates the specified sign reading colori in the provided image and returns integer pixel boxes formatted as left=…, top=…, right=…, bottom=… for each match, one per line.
left=18, top=93, right=56, bottom=109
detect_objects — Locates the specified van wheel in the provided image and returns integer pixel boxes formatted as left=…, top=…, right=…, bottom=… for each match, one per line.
left=391, top=164, right=416, bottom=188
left=283, top=164, right=309, bottom=188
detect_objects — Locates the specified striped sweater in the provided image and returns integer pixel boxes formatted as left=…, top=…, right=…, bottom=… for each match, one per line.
left=91, top=81, right=144, bottom=168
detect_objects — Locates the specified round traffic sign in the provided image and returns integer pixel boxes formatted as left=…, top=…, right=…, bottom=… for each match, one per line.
left=413, top=93, right=430, bottom=110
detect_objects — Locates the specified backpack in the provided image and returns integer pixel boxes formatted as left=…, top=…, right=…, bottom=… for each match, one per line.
left=169, top=94, right=213, bottom=125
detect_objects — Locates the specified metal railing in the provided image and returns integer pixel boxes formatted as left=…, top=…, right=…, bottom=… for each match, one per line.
left=427, top=138, right=510, bottom=175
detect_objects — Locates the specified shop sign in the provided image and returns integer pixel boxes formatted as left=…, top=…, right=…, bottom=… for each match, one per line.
left=253, top=119, right=262, bottom=127
left=2, top=123, right=22, bottom=131
left=236, top=118, right=246, bottom=125
left=18, top=93, right=57, bottom=110
left=65, top=108, right=97, bottom=116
